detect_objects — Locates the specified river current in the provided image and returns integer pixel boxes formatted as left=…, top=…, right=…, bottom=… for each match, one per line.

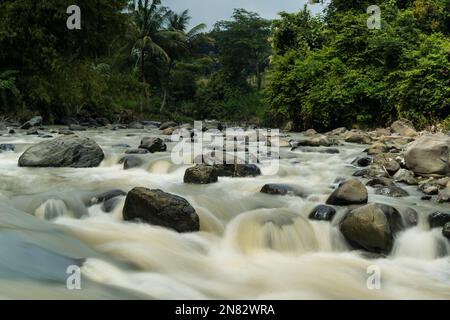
left=0, top=126, right=448, bottom=299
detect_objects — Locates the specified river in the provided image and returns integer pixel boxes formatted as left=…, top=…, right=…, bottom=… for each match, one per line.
left=0, top=126, right=449, bottom=299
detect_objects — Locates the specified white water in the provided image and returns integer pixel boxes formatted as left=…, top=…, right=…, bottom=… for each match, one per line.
left=0, top=127, right=449, bottom=299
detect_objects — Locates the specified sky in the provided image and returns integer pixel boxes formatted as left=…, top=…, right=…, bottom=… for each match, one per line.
left=164, top=0, right=327, bottom=29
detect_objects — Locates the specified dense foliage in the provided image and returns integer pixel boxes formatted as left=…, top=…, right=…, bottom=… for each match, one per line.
left=266, top=0, right=450, bottom=130
left=1, top=0, right=449, bottom=128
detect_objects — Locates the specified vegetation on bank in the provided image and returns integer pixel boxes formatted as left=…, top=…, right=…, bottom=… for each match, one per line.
left=0, top=0, right=449, bottom=130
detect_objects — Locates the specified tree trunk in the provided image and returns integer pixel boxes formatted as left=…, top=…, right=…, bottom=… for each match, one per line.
left=159, top=62, right=173, bottom=113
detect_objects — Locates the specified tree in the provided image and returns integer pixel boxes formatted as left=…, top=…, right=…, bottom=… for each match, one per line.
left=212, top=9, right=272, bottom=89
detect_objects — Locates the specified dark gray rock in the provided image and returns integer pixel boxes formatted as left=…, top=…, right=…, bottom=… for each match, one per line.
left=18, top=136, right=104, bottom=168
left=309, top=205, right=336, bottom=221
left=89, top=190, right=127, bottom=206
left=0, top=144, right=15, bottom=152
left=125, top=148, right=149, bottom=154
left=184, top=165, right=218, bottom=184
left=366, top=177, right=395, bottom=187
left=139, top=137, right=167, bottom=153
left=120, top=155, right=143, bottom=170
left=443, top=223, right=450, bottom=239
left=428, top=211, right=450, bottom=229
left=214, top=164, right=261, bottom=177
left=352, top=156, right=372, bottom=167
left=260, top=184, right=305, bottom=197
left=123, top=187, right=199, bottom=233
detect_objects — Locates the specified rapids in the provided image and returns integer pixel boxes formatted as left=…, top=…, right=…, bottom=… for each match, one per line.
left=0, top=126, right=448, bottom=299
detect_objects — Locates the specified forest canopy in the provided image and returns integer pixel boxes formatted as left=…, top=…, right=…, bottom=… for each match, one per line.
left=0, top=0, right=449, bottom=130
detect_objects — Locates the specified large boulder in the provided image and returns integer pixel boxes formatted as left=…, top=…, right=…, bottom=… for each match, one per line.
left=184, top=165, right=218, bottom=184
left=18, top=136, right=104, bottom=168
left=20, top=116, right=43, bottom=130
left=340, top=203, right=404, bottom=253
left=139, top=137, right=167, bottom=153
left=123, top=187, right=199, bottom=233
left=405, top=135, right=450, bottom=176
left=326, top=179, right=368, bottom=206
left=391, top=120, right=417, bottom=137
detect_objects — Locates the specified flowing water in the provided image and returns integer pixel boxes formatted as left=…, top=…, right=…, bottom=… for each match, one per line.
left=0, top=127, right=449, bottom=299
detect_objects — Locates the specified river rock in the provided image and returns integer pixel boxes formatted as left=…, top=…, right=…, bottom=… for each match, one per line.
left=119, top=155, right=143, bottom=170
left=374, top=156, right=400, bottom=175
left=366, top=177, right=395, bottom=187
left=443, top=223, right=450, bottom=239
left=123, top=187, right=199, bottom=233
left=260, top=184, right=305, bottom=197
left=89, top=189, right=127, bottom=206
left=428, top=211, right=450, bottom=228
left=391, top=119, right=417, bottom=137
left=20, top=116, right=42, bottom=130
left=326, top=179, right=368, bottom=206
left=139, top=137, right=167, bottom=153
left=309, top=205, right=336, bottom=221
left=327, top=127, right=347, bottom=135
left=159, top=121, right=177, bottom=130
left=125, top=148, right=149, bottom=154
left=161, top=127, right=175, bottom=135
left=352, top=156, right=372, bottom=167
left=184, top=165, right=218, bottom=184
left=214, top=164, right=261, bottom=177
left=437, top=188, right=450, bottom=203
left=375, top=186, right=409, bottom=198
left=402, top=208, right=419, bottom=227
left=304, top=129, right=317, bottom=136
left=345, top=132, right=371, bottom=144
left=419, top=183, right=439, bottom=196
left=0, top=144, right=15, bottom=152
left=128, top=122, right=144, bottom=129
left=405, top=135, right=450, bottom=176
left=290, top=135, right=333, bottom=148
left=18, top=136, right=104, bottom=168
left=393, top=169, right=418, bottom=185
left=69, top=124, right=87, bottom=131
left=367, top=142, right=388, bottom=155
left=340, top=203, right=403, bottom=253
left=353, top=165, right=389, bottom=179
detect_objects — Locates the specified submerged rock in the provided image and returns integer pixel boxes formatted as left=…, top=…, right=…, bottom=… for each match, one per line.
left=184, top=165, right=218, bottom=184
left=139, top=137, right=167, bottom=153
left=309, top=205, right=336, bottom=221
left=352, top=156, right=372, bottom=167
left=340, top=203, right=403, bottom=253
left=326, top=179, right=368, bottom=206
left=0, top=144, right=15, bottom=152
left=120, top=155, right=143, bottom=170
left=366, top=177, right=395, bottom=187
left=260, top=184, right=305, bottom=197
left=123, top=187, right=199, bottom=233
left=125, top=148, right=149, bottom=154
left=89, top=189, right=127, bottom=206
left=18, top=136, right=104, bottom=168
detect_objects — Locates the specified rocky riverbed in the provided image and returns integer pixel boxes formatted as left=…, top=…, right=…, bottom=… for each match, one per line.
left=0, top=118, right=449, bottom=299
